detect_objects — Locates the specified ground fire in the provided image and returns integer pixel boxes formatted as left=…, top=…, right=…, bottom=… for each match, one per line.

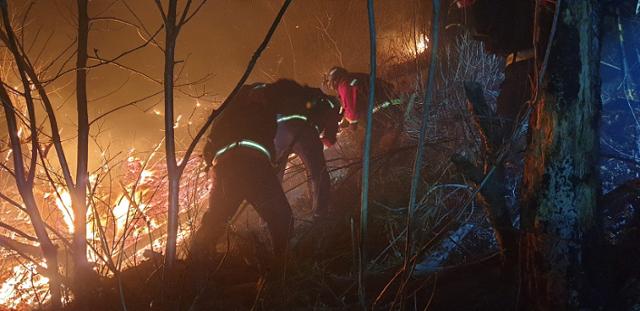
left=0, top=0, right=639, bottom=310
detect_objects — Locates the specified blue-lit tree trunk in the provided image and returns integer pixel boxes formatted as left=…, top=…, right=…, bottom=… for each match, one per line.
left=358, top=0, right=376, bottom=306
left=520, top=0, right=601, bottom=308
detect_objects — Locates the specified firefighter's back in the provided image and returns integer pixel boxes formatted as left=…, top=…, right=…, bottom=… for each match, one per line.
left=205, top=83, right=277, bottom=162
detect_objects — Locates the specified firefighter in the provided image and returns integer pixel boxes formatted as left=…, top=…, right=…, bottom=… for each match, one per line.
left=274, top=94, right=342, bottom=219
left=191, top=79, right=334, bottom=259
left=322, top=66, right=404, bottom=159
left=452, top=0, right=555, bottom=265
left=455, top=0, right=554, bottom=139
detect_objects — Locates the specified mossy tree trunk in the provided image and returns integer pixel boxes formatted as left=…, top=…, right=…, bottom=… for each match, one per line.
left=520, top=0, right=601, bottom=309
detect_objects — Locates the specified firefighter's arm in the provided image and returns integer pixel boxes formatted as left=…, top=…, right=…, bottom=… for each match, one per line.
left=321, top=114, right=340, bottom=147
left=338, top=83, right=359, bottom=126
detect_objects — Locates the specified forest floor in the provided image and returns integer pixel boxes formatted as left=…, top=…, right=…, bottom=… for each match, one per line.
left=61, top=147, right=517, bottom=311
left=68, top=243, right=513, bottom=310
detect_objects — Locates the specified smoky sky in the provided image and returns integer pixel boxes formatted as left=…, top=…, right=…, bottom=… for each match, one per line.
left=2, top=0, right=430, bottom=170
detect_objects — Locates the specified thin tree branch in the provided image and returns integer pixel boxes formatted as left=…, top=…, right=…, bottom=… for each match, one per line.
left=179, top=0, right=208, bottom=27
left=402, top=0, right=440, bottom=292
left=177, top=0, right=294, bottom=175
left=154, top=0, right=168, bottom=24
left=41, top=25, right=163, bottom=84
left=0, top=221, right=38, bottom=242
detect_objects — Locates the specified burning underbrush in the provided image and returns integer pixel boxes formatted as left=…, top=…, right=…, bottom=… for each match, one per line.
left=51, top=135, right=503, bottom=310
left=0, top=145, right=209, bottom=309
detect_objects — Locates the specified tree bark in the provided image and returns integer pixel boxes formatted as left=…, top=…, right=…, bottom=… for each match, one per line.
left=358, top=0, right=377, bottom=306
left=0, top=85, right=62, bottom=309
left=163, top=0, right=180, bottom=270
left=73, top=0, right=91, bottom=280
left=0, top=1, right=63, bottom=307
left=520, top=1, right=601, bottom=309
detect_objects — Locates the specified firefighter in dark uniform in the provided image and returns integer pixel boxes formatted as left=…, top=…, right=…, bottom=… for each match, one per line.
left=323, top=66, right=404, bottom=161
left=454, top=0, right=555, bottom=264
left=192, top=79, right=335, bottom=259
left=274, top=95, right=342, bottom=219
left=456, top=0, right=554, bottom=139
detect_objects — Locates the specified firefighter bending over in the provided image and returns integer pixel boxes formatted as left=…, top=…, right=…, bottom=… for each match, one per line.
left=191, top=80, right=334, bottom=259
left=453, top=0, right=554, bottom=263
left=456, top=0, right=554, bottom=140
left=323, top=66, right=404, bottom=159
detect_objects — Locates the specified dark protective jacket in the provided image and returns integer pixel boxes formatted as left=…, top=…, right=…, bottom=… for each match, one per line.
left=203, top=80, right=336, bottom=166
left=457, top=0, right=555, bottom=124
left=203, top=83, right=277, bottom=166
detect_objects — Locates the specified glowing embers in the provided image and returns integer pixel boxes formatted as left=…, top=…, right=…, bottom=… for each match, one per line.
left=415, top=33, right=430, bottom=55
left=49, top=188, right=74, bottom=234
left=0, top=262, right=51, bottom=308
left=0, top=148, right=210, bottom=307
left=113, top=193, right=146, bottom=236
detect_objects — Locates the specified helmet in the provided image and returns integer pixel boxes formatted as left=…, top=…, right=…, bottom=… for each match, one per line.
left=323, top=66, right=348, bottom=91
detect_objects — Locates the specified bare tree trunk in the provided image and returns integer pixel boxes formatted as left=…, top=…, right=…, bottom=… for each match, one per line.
left=162, top=0, right=180, bottom=271
left=0, top=1, right=63, bottom=306
left=358, top=0, right=377, bottom=306
left=520, top=0, right=601, bottom=308
left=0, top=86, right=62, bottom=309
left=73, top=0, right=91, bottom=279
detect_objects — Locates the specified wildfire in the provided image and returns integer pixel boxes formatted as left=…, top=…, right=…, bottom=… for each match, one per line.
left=113, top=193, right=148, bottom=236
left=0, top=262, right=50, bottom=309
left=52, top=188, right=74, bottom=234
left=174, top=114, right=183, bottom=128
left=0, top=149, right=210, bottom=308
left=139, top=169, right=154, bottom=185
left=415, top=33, right=429, bottom=55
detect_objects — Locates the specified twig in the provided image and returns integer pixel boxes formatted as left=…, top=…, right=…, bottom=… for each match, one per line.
left=177, top=0, right=295, bottom=176
left=402, top=0, right=441, bottom=293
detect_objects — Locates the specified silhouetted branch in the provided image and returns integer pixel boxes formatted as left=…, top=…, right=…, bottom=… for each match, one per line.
left=178, top=0, right=294, bottom=175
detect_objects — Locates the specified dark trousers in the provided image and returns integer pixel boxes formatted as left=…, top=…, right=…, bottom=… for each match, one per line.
left=275, top=121, right=330, bottom=216
left=191, top=148, right=293, bottom=257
